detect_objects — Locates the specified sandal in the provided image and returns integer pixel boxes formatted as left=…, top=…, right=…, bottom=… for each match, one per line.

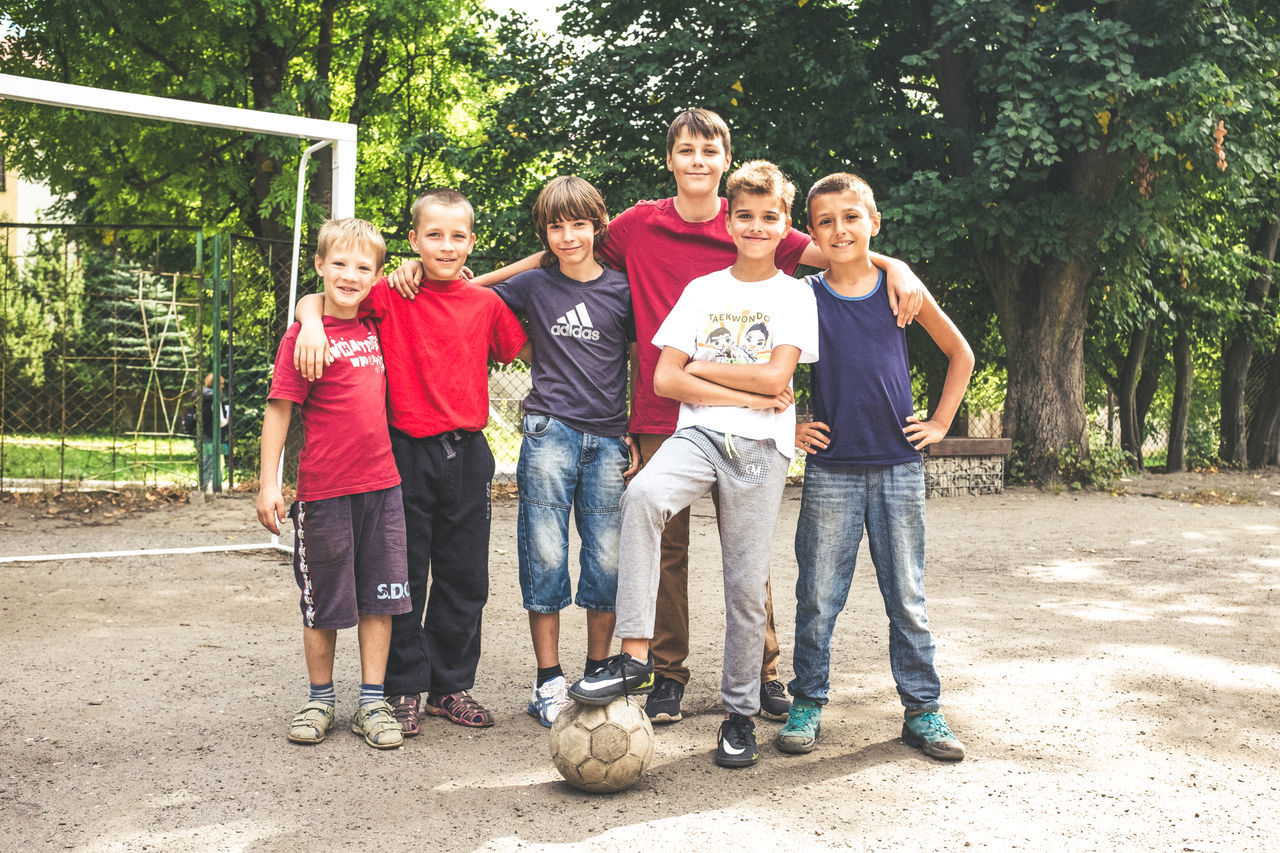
left=425, top=690, right=494, bottom=728
left=387, top=693, right=421, bottom=736
left=287, top=700, right=335, bottom=744
left=351, top=700, right=404, bottom=749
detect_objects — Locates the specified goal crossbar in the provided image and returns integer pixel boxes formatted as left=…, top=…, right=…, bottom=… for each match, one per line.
left=0, top=73, right=356, bottom=216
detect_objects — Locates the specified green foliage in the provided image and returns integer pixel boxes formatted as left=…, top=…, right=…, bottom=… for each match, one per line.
left=0, top=0, right=542, bottom=251
left=1053, top=442, right=1135, bottom=491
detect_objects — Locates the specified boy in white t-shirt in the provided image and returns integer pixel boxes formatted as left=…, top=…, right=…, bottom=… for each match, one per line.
left=568, top=161, right=818, bottom=769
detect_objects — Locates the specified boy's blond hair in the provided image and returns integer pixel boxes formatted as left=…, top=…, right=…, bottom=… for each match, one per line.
left=315, top=217, right=387, bottom=267
left=532, top=176, right=610, bottom=269
left=806, top=172, right=879, bottom=218
left=725, top=160, right=796, bottom=217
left=411, top=187, right=475, bottom=231
left=666, top=108, right=732, bottom=156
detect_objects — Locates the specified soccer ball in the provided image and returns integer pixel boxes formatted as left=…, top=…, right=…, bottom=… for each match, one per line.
left=549, top=696, right=654, bottom=793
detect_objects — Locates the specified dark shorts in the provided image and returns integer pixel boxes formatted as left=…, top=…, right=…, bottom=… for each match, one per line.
left=290, top=485, right=411, bottom=629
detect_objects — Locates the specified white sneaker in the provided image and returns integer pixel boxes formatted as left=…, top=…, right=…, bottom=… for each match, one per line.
left=527, top=675, right=572, bottom=728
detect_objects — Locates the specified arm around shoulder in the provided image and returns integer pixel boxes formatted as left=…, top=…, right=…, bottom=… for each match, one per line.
left=869, top=251, right=926, bottom=327
left=471, top=252, right=545, bottom=288
left=292, top=293, right=332, bottom=381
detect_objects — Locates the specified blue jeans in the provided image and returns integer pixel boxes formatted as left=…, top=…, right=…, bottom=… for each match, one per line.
left=789, top=459, right=941, bottom=711
left=517, top=414, right=628, bottom=613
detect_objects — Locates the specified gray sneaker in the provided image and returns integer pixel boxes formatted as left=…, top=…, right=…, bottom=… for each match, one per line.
left=645, top=675, right=684, bottom=723
left=775, top=697, right=821, bottom=754
left=901, top=710, right=965, bottom=761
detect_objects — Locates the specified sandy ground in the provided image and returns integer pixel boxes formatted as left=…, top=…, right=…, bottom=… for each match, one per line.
left=1, top=468, right=1277, bottom=852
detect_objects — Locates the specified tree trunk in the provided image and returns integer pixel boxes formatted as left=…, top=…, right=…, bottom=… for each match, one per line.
left=245, top=0, right=292, bottom=334
left=1166, top=328, right=1192, bottom=472
left=1247, top=341, right=1280, bottom=467
left=304, top=0, right=337, bottom=217
left=986, top=254, right=1092, bottom=481
left=1134, top=330, right=1164, bottom=458
left=1220, top=206, right=1280, bottom=463
left=1113, top=324, right=1150, bottom=471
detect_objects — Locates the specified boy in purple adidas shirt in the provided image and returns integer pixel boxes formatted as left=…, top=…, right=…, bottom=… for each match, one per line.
left=491, top=176, right=640, bottom=727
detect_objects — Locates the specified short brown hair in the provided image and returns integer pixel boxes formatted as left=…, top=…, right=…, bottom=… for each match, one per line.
left=806, top=172, right=878, bottom=218
left=532, top=176, right=611, bottom=269
left=666, top=108, right=732, bottom=156
left=725, top=160, right=796, bottom=217
left=315, top=217, right=386, bottom=267
left=411, top=187, right=475, bottom=231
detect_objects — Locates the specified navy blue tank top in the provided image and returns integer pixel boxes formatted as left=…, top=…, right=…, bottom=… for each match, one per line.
left=806, top=271, right=920, bottom=466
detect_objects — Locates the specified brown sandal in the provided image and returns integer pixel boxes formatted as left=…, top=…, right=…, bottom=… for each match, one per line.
left=387, top=693, right=421, bottom=736
left=425, top=690, right=494, bottom=728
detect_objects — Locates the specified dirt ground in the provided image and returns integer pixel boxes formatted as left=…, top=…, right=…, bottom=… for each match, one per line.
left=1, top=468, right=1277, bottom=852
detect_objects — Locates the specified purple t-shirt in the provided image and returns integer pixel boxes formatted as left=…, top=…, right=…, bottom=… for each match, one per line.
left=806, top=270, right=921, bottom=466
left=493, top=265, right=634, bottom=437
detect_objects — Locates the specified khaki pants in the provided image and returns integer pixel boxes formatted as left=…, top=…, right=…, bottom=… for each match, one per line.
left=634, top=433, right=781, bottom=686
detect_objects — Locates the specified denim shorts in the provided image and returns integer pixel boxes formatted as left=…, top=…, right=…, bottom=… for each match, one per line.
left=516, top=414, right=628, bottom=613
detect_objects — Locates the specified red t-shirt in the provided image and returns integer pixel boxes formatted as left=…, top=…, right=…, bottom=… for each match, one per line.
left=362, top=277, right=527, bottom=437
left=269, top=316, right=401, bottom=501
left=598, top=197, right=810, bottom=434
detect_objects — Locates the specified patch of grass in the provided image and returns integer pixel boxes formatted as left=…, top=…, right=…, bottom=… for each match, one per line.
left=1, top=433, right=199, bottom=484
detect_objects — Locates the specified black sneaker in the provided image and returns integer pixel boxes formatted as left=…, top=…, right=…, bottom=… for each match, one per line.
left=715, top=713, right=759, bottom=768
left=758, top=678, right=791, bottom=721
left=645, top=675, right=685, bottom=724
left=567, top=652, right=654, bottom=706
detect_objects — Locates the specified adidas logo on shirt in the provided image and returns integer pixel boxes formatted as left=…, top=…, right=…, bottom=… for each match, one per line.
left=551, top=302, right=601, bottom=341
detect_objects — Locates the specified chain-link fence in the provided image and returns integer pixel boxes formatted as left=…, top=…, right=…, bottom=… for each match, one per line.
left=0, top=224, right=206, bottom=490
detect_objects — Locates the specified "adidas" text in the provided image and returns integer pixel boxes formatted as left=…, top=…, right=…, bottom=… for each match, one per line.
left=551, top=324, right=601, bottom=340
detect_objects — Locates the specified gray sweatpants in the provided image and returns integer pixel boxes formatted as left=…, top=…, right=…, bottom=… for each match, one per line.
left=614, top=426, right=789, bottom=716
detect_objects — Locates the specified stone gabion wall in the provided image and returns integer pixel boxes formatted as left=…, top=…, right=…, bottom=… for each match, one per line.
left=925, top=454, right=1006, bottom=498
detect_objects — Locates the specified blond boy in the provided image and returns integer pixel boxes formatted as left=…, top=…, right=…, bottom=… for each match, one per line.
left=257, top=218, right=408, bottom=749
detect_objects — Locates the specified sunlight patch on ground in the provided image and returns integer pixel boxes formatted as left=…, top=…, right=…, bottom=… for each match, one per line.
left=1127, top=647, right=1280, bottom=692
left=1244, top=524, right=1279, bottom=533
left=1250, top=557, right=1280, bottom=568
left=1180, top=530, right=1208, bottom=539
left=479, top=810, right=800, bottom=851
left=1019, top=560, right=1104, bottom=582
left=80, top=819, right=280, bottom=852
left=1040, top=600, right=1151, bottom=621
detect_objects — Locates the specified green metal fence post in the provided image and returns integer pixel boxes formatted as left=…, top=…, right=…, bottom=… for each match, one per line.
left=210, top=234, right=225, bottom=493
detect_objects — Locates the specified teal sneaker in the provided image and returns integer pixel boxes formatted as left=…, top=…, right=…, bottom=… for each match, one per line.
left=775, top=697, right=822, bottom=754
left=902, top=710, right=965, bottom=761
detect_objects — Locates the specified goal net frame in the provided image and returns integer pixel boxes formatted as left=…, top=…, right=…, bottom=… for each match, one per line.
left=0, top=72, right=355, bottom=563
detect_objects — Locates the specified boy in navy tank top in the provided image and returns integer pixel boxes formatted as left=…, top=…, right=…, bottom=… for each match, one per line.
left=777, top=173, right=975, bottom=761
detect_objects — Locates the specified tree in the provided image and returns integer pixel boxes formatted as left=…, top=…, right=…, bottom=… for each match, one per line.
left=0, top=0, right=531, bottom=331
left=489, top=0, right=1279, bottom=480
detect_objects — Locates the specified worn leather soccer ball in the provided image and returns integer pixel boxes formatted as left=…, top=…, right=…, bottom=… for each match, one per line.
left=549, top=696, right=654, bottom=793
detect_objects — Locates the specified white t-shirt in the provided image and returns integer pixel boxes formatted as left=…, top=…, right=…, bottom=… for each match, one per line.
left=652, top=267, right=819, bottom=458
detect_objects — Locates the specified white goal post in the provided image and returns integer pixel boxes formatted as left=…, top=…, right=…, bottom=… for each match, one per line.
left=0, top=74, right=357, bottom=216
left=0, top=73, right=356, bottom=563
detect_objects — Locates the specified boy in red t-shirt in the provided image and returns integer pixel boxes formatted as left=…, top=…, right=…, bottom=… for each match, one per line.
left=258, top=218, right=410, bottom=750
left=391, top=109, right=927, bottom=725
left=293, top=190, right=527, bottom=735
